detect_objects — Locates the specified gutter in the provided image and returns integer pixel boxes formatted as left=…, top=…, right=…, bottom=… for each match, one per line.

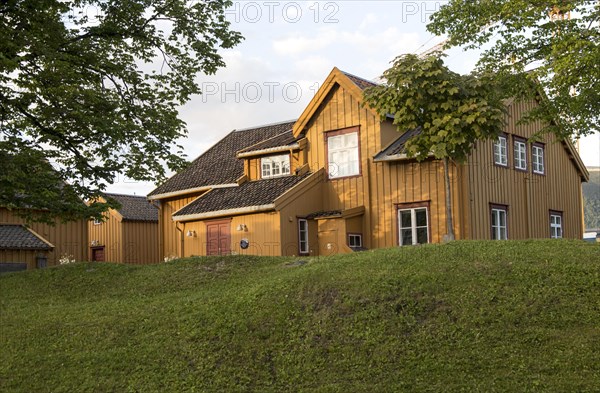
left=236, top=143, right=300, bottom=158
left=147, top=183, right=237, bottom=200
left=172, top=204, right=276, bottom=222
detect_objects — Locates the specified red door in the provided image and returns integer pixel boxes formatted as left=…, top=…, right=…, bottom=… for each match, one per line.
left=206, top=220, right=231, bottom=256
left=91, top=247, right=105, bottom=262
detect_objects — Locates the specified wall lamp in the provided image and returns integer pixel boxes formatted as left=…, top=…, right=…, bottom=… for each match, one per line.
left=186, top=230, right=197, bottom=237
left=236, top=224, right=248, bottom=232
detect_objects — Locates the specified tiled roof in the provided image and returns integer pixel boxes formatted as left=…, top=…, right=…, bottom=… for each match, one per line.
left=0, top=224, right=53, bottom=250
left=173, top=174, right=310, bottom=218
left=149, top=120, right=297, bottom=197
left=373, top=127, right=422, bottom=161
left=306, top=210, right=342, bottom=219
left=342, top=71, right=378, bottom=90
left=104, top=193, right=158, bottom=222
left=238, top=130, right=297, bottom=154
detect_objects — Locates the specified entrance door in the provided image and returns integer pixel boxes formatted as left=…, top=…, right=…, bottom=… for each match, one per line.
left=91, top=247, right=105, bottom=262
left=206, top=220, right=231, bottom=256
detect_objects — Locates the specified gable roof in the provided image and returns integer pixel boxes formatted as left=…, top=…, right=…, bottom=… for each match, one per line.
left=292, top=67, right=379, bottom=138
left=103, top=193, right=158, bottom=222
left=148, top=120, right=296, bottom=199
left=172, top=174, right=310, bottom=221
left=0, top=224, right=54, bottom=250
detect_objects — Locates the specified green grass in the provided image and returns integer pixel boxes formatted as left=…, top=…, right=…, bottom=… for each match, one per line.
left=1, top=240, right=599, bottom=392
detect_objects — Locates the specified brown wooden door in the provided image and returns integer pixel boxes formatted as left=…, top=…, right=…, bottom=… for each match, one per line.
left=206, top=220, right=231, bottom=256
left=91, top=247, right=105, bottom=262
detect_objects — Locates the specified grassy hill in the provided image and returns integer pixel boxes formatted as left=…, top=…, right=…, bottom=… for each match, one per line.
left=1, top=240, right=599, bottom=392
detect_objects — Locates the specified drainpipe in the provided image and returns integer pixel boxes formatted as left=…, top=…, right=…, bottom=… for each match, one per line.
left=175, top=221, right=184, bottom=258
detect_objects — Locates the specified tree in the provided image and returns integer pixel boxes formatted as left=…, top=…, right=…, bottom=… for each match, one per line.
left=364, top=54, right=506, bottom=241
left=0, top=0, right=242, bottom=221
left=428, top=0, right=599, bottom=140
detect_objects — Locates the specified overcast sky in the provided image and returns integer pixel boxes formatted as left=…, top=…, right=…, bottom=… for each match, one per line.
left=105, top=1, right=599, bottom=195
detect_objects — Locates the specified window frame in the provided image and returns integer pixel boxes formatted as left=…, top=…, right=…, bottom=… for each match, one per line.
left=549, top=210, right=563, bottom=239
left=325, top=126, right=361, bottom=180
left=493, top=134, right=509, bottom=167
left=395, top=201, right=430, bottom=246
left=260, top=154, right=291, bottom=179
left=513, top=136, right=528, bottom=171
left=490, top=203, right=509, bottom=240
left=298, top=218, right=309, bottom=255
left=532, top=142, right=545, bottom=175
left=348, top=233, right=363, bottom=248
left=93, top=218, right=102, bottom=225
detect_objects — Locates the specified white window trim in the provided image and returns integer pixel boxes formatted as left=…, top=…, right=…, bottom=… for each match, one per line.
left=348, top=234, right=362, bottom=248
left=494, top=135, right=508, bottom=166
left=514, top=139, right=527, bottom=170
left=93, top=218, right=102, bottom=225
left=550, top=212, right=563, bottom=239
left=261, top=154, right=290, bottom=179
left=298, top=219, right=309, bottom=255
left=491, top=206, right=508, bottom=240
left=398, top=207, right=429, bottom=246
left=327, top=131, right=360, bottom=179
left=532, top=144, right=545, bottom=174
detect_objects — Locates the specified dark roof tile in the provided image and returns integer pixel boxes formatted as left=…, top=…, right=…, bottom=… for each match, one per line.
left=174, top=174, right=310, bottom=217
left=238, top=130, right=297, bottom=154
left=104, top=193, right=158, bottom=222
left=149, top=120, right=297, bottom=197
left=342, top=71, right=378, bottom=90
left=0, top=224, right=53, bottom=250
left=374, top=127, right=422, bottom=161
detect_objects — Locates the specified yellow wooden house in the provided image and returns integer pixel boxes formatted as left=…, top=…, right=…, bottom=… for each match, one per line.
left=147, top=68, right=589, bottom=259
left=88, top=193, right=159, bottom=264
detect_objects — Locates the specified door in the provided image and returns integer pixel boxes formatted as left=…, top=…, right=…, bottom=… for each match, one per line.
left=206, top=220, right=231, bottom=256
left=91, top=247, right=105, bottom=262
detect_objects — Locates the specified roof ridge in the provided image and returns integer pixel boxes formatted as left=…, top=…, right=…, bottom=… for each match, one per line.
left=103, top=193, right=146, bottom=199
left=340, top=70, right=379, bottom=86
left=233, top=119, right=296, bottom=133
left=238, top=129, right=294, bottom=153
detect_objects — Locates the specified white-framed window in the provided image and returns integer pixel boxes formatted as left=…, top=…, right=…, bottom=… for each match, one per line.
left=398, top=206, right=429, bottom=246
left=491, top=205, right=508, bottom=240
left=327, top=129, right=360, bottom=179
left=532, top=143, right=545, bottom=174
left=298, top=219, right=309, bottom=255
left=348, top=234, right=362, bottom=248
left=550, top=211, right=563, bottom=238
left=261, top=154, right=290, bottom=179
left=513, top=138, right=527, bottom=170
left=493, top=135, right=508, bottom=166
left=93, top=218, right=102, bottom=225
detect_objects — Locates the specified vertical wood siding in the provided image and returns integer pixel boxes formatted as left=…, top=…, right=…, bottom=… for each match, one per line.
left=123, top=221, right=159, bottom=264
left=88, top=210, right=122, bottom=262
left=0, top=208, right=88, bottom=266
left=159, top=193, right=204, bottom=259
left=464, top=100, right=584, bottom=240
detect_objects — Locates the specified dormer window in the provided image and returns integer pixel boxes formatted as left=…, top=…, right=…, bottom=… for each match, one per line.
left=261, top=154, right=290, bottom=179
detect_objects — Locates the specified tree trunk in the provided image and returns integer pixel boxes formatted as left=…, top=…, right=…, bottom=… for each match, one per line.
left=443, top=157, right=455, bottom=242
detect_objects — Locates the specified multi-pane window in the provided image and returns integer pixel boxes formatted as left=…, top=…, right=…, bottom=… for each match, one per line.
left=491, top=205, right=508, bottom=240
left=513, top=138, right=527, bottom=170
left=298, top=219, right=309, bottom=255
left=493, top=135, right=508, bottom=166
left=398, top=207, right=429, bottom=246
left=348, top=234, right=362, bottom=248
left=550, top=211, right=563, bottom=238
left=261, top=154, right=290, bottom=179
left=532, top=144, right=545, bottom=174
left=327, top=130, right=360, bottom=179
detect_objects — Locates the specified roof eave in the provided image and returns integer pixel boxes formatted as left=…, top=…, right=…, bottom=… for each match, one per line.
left=172, top=204, right=276, bottom=222
left=237, top=143, right=300, bottom=158
left=148, top=184, right=237, bottom=200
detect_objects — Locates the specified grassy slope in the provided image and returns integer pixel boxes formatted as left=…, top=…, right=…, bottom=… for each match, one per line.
left=1, top=240, right=599, bottom=392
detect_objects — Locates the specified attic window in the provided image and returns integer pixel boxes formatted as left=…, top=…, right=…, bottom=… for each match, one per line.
left=261, top=154, right=290, bottom=179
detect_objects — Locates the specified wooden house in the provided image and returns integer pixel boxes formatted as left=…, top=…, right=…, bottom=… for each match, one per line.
left=0, top=208, right=88, bottom=271
left=88, top=193, right=159, bottom=264
left=147, top=68, right=589, bottom=259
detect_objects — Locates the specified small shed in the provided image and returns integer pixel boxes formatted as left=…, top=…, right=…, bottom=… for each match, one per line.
left=0, top=224, right=54, bottom=272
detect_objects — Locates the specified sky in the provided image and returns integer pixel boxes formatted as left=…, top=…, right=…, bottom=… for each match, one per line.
left=105, top=0, right=600, bottom=195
